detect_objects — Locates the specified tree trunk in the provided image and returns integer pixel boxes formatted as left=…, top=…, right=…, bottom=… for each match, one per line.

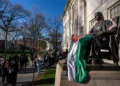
left=23, top=38, right=26, bottom=54
left=32, top=40, right=34, bottom=54
left=4, top=31, right=8, bottom=60
left=39, top=40, right=40, bottom=51
left=15, top=41, right=18, bottom=54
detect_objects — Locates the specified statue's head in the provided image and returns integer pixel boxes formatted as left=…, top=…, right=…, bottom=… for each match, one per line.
left=94, top=12, right=104, bottom=21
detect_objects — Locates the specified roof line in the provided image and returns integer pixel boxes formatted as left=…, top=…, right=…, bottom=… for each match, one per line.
left=61, top=0, right=72, bottom=20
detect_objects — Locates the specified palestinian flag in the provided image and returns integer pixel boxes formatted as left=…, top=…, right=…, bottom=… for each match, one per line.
left=67, top=35, right=92, bottom=83
left=73, top=36, right=83, bottom=43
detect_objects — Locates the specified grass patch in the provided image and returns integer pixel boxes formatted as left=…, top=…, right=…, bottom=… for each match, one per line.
left=35, top=68, right=56, bottom=86
left=41, top=68, right=56, bottom=80
left=0, top=50, right=45, bottom=60
left=0, top=54, right=15, bottom=60
left=0, top=54, right=30, bottom=60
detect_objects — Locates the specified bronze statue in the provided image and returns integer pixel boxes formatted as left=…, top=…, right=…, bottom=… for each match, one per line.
left=85, top=12, right=119, bottom=65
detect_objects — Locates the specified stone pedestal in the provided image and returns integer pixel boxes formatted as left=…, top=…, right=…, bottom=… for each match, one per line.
left=55, top=62, right=120, bottom=86
left=60, top=70, right=120, bottom=86
left=54, top=60, right=66, bottom=86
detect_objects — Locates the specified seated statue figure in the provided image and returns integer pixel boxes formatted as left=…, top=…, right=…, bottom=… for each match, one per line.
left=85, top=12, right=119, bottom=65
left=67, top=14, right=119, bottom=83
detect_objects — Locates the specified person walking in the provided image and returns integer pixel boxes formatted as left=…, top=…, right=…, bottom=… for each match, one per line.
left=20, top=55, right=24, bottom=69
left=9, top=58, right=19, bottom=86
left=0, top=56, right=4, bottom=73
left=35, top=54, right=41, bottom=75
left=1, top=60, right=9, bottom=84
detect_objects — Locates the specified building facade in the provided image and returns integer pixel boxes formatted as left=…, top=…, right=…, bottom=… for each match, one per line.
left=0, top=29, right=12, bottom=41
left=0, top=29, right=12, bottom=49
left=62, top=0, right=120, bottom=51
left=46, top=40, right=53, bottom=51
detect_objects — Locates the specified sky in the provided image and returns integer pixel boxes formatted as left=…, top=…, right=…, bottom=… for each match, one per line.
left=10, top=0, right=66, bottom=19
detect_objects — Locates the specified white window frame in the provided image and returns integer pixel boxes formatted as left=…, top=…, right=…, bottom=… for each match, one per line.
left=107, top=1, right=120, bottom=20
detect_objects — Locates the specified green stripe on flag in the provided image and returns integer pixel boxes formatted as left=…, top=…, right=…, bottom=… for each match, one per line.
left=75, top=35, right=92, bottom=83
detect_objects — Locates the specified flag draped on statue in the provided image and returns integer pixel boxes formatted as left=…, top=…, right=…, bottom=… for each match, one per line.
left=67, top=41, right=78, bottom=81
left=67, top=34, right=92, bottom=83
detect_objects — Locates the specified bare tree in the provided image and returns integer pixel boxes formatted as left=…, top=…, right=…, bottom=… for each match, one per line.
left=11, top=27, right=21, bottom=54
left=0, top=0, right=29, bottom=59
left=23, top=11, right=47, bottom=54
left=19, top=26, right=28, bottom=54
left=48, top=17, right=62, bottom=55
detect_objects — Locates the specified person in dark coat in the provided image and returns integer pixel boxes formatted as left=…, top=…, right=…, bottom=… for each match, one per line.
left=20, top=55, right=24, bottom=69
left=9, top=58, right=19, bottom=86
left=23, top=54, right=28, bottom=69
left=8, top=57, right=12, bottom=65
left=1, top=61, right=9, bottom=84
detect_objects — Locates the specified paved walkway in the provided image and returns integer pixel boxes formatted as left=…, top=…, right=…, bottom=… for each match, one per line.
left=0, top=67, right=44, bottom=86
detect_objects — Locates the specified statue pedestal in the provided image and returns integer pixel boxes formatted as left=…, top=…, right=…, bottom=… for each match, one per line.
left=87, top=64, right=120, bottom=71
left=85, top=70, right=120, bottom=86
left=58, top=63, right=120, bottom=86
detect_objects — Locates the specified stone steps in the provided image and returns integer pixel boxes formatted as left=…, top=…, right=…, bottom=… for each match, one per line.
left=55, top=60, right=120, bottom=86
left=60, top=71, right=120, bottom=86
left=87, top=64, right=120, bottom=71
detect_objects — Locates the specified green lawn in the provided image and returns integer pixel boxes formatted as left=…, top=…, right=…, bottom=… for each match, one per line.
left=1, top=54, right=30, bottom=60
left=1, top=54, right=15, bottom=60
left=0, top=50, right=45, bottom=60
left=35, top=68, right=56, bottom=86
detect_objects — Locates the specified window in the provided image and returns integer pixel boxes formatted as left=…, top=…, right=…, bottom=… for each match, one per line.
left=108, top=1, right=120, bottom=27
left=109, top=1, right=120, bottom=19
